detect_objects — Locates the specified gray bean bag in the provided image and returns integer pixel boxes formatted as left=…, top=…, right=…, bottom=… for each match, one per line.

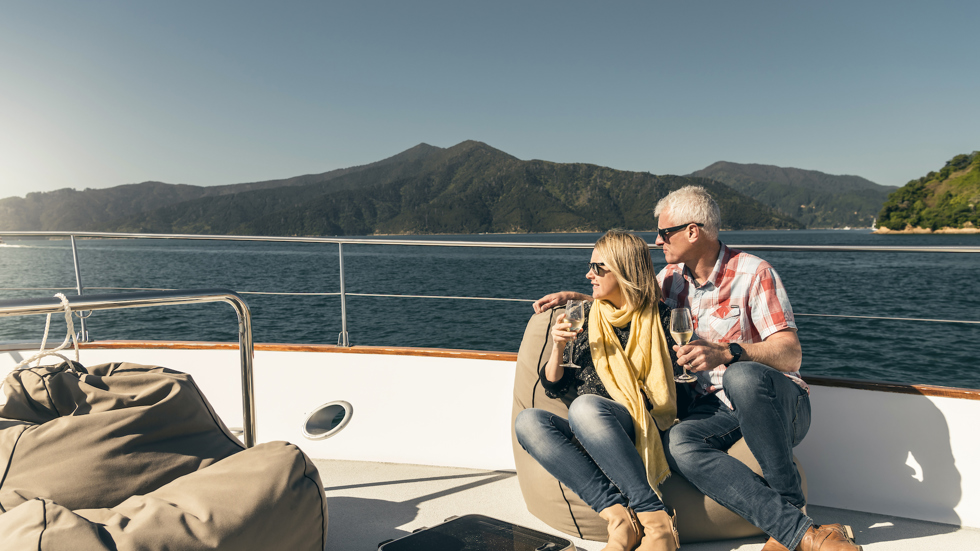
left=511, top=310, right=806, bottom=543
left=0, top=362, right=327, bottom=551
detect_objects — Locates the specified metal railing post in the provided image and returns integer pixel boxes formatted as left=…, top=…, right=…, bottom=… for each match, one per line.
left=337, top=242, right=350, bottom=346
left=0, top=289, right=257, bottom=447
left=69, top=235, right=89, bottom=342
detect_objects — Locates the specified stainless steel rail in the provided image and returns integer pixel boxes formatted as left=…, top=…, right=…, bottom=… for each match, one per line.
left=2, top=230, right=980, bottom=253
left=70, top=236, right=89, bottom=342
left=0, top=289, right=257, bottom=448
left=2, top=230, right=980, bottom=345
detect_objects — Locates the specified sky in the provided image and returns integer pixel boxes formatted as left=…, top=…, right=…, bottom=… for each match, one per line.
left=1, top=1, right=977, bottom=199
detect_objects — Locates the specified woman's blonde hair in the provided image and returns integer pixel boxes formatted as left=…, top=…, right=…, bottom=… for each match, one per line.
left=593, top=230, right=661, bottom=312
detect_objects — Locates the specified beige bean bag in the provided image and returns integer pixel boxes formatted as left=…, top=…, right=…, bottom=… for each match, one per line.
left=511, top=310, right=806, bottom=543
left=0, top=362, right=327, bottom=551
left=0, top=441, right=326, bottom=551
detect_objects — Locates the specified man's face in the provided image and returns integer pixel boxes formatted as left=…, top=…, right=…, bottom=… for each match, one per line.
left=654, top=210, right=693, bottom=265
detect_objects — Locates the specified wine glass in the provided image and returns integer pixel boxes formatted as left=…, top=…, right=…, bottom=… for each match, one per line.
left=670, top=308, right=697, bottom=383
left=560, top=300, right=586, bottom=369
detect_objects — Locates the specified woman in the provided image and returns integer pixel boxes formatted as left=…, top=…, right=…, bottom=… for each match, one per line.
left=515, top=230, right=680, bottom=551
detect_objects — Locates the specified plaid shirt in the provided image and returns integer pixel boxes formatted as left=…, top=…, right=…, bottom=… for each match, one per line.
left=658, top=243, right=806, bottom=408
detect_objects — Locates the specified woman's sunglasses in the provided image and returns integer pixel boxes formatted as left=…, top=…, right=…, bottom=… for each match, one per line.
left=589, top=262, right=609, bottom=276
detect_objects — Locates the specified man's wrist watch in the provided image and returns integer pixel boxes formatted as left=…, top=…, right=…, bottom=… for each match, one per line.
left=725, top=343, right=743, bottom=366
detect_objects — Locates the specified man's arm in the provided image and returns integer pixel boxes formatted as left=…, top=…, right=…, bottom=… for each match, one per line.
left=675, top=328, right=802, bottom=373
left=532, top=291, right=593, bottom=314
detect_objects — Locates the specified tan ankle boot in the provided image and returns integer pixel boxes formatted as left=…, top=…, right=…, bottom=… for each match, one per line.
left=634, top=510, right=680, bottom=551
left=598, top=504, right=642, bottom=551
left=762, top=524, right=861, bottom=551
left=797, top=524, right=862, bottom=551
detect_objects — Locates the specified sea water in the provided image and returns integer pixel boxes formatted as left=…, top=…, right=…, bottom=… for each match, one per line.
left=1, top=230, right=978, bottom=389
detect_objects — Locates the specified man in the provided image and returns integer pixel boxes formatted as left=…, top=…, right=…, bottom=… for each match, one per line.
left=533, top=186, right=860, bottom=551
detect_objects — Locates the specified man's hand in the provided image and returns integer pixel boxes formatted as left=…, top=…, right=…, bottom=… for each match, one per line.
left=533, top=291, right=592, bottom=314
left=673, top=329, right=802, bottom=373
left=674, top=340, right=730, bottom=373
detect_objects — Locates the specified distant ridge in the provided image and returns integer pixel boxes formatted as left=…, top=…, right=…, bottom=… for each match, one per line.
left=690, top=161, right=897, bottom=228
left=0, top=141, right=801, bottom=235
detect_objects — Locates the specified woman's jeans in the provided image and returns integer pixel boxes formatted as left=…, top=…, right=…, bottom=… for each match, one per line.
left=663, top=362, right=812, bottom=549
left=515, top=394, right=664, bottom=513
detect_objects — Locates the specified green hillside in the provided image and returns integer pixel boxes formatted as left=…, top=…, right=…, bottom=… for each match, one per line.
left=690, top=161, right=896, bottom=228
left=103, top=141, right=801, bottom=235
left=0, top=141, right=801, bottom=235
left=0, top=143, right=441, bottom=231
left=877, top=152, right=980, bottom=231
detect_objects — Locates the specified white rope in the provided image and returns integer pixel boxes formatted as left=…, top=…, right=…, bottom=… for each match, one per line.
left=13, top=293, right=81, bottom=371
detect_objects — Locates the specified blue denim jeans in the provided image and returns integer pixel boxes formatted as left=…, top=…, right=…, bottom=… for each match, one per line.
left=515, top=394, right=665, bottom=513
left=663, top=362, right=812, bottom=549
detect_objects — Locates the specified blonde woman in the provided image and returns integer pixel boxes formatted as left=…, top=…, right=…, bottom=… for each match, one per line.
left=515, top=230, right=680, bottom=551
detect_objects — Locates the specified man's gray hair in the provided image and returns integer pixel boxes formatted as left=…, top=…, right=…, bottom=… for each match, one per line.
left=654, top=185, right=721, bottom=239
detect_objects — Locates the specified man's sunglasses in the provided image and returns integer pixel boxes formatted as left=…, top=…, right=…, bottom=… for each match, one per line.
left=658, top=222, right=704, bottom=241
left=589, top=262, right=609, bottom=276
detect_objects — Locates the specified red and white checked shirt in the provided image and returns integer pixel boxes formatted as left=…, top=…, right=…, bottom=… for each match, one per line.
left=658, top=243, right=806, bottom=408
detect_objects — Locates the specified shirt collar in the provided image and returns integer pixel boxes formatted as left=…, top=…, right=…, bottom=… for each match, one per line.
left=682, top=242, right=729, bottom=290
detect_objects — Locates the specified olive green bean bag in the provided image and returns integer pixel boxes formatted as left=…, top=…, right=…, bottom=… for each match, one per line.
left=511, top=310, right=807, bottom=543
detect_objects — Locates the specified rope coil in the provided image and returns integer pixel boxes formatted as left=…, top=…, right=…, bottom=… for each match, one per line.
left=13, top=293, right=81, bottom=371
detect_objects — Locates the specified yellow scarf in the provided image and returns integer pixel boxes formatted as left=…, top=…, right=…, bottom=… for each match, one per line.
left=588, top=299, right=677, bottom=494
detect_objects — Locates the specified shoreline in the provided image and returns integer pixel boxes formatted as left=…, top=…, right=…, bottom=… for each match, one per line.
left=874, top=226, right=980, bottom=235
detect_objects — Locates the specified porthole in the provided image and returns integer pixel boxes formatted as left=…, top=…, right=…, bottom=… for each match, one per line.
left=302, top=400, right=353, bottom=440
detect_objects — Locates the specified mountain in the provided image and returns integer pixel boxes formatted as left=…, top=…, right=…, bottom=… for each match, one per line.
left=0, top=141, right=802, bottom=235
left=0, top=143, right=443, bottom=232
left=689, top=161, right=897, bottom=228
left=877, top=152, right=980, bottom=231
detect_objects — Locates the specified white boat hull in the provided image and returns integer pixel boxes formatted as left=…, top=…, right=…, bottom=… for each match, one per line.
left=3, top=343, right=978, bottom=532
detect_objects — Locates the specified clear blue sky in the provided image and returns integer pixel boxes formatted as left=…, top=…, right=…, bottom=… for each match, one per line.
left=1, top=1, right=977, bottom=199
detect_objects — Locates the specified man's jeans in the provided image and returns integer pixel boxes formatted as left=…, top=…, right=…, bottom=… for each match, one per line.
left=515, top=394, right=664, bottom=513
left=663, top=362, right=812, bottom=549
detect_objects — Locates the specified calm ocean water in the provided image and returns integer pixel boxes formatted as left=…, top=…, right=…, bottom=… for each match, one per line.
left=1, top=230, right=978, bottom=389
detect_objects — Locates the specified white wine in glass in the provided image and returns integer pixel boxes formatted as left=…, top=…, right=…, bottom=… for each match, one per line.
left=560, top=300, right=585, bottom=369
left=670, top=308, right=697, bottom=383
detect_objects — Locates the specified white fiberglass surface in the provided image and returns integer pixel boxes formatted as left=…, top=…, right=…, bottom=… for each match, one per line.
left=4, top=346, right=980, bottom=534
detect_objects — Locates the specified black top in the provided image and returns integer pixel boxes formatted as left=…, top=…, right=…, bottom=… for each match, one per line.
left=541, top=301, right=680, bottom=401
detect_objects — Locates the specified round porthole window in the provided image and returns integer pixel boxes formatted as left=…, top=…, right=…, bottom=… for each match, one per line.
left=302, top=400, right=353, bottom=440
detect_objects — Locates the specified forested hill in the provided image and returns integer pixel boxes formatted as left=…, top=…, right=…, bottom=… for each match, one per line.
left=689, top=161, right=896, bottom=228
left=877, top=152, right=980, bottom=231
left=0, top=141, right=801, bottom=235
left=0, top=143, right=441, bottom=231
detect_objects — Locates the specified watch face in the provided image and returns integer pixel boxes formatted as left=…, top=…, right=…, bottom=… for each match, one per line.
left=728, top=343, right=743, bottom=363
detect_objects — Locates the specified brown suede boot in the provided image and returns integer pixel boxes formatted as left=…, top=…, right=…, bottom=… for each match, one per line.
left=761, top=524, right=861, bottom=551
left=634, top=510, right=680, bottom=551
left=598, top=504, right=642, bottom=551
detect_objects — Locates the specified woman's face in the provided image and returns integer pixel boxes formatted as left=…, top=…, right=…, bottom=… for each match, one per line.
left=587, top=249, right=624, bottom=308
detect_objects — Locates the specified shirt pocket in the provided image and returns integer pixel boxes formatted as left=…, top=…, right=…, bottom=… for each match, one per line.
left=706, top=304, right=742, bottom=341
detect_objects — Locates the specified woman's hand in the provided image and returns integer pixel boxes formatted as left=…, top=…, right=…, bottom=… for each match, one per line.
left=544, top=313, right=582, bottom=382
left=551, top=312, right=582, bottom=348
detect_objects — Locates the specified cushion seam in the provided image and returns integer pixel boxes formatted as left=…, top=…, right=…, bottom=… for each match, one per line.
left=0, top=425, right=30, bottom=511
left=531, top=310, right=555, bottom=409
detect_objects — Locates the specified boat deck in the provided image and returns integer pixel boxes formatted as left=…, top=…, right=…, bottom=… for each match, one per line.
left=314, top=459, right=980, bottom=551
